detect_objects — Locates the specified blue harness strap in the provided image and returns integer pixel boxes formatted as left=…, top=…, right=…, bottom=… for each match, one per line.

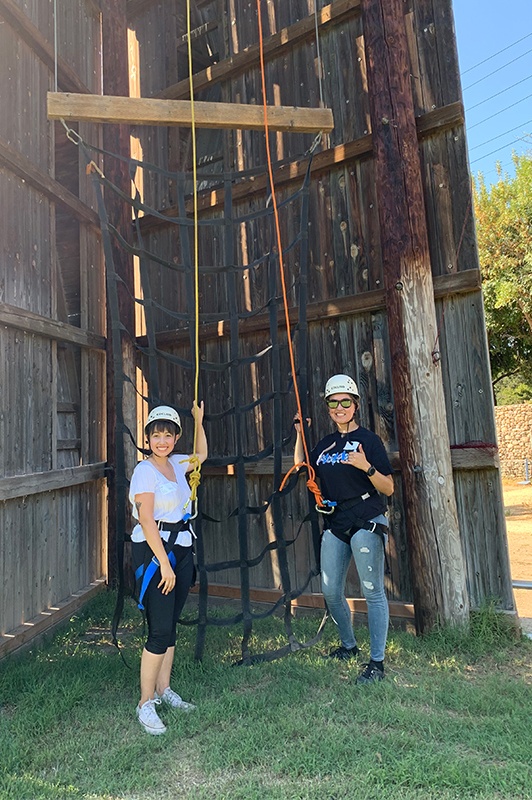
left=136, top=550, right=177, bottom=610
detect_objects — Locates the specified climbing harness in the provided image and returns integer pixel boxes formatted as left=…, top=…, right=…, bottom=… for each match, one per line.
left=135, top=520, right=192, bottom=610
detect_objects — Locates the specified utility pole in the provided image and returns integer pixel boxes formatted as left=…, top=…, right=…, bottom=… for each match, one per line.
left=360, top=0, right=469, bottom=631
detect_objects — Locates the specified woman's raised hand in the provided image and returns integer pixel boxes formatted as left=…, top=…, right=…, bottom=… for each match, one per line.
left=293, top=414, right=311, bottom=434
left=191, top=400, right=204, bottom=424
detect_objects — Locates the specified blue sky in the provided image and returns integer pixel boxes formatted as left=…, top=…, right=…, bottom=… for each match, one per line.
left=453, top=0, right=532, bottom=184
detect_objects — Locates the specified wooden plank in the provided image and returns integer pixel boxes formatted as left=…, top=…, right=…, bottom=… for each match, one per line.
left=416, top=101, right=464, bottom=138
left=0, top=302, right=106, bottom=350
left=57, top=439, right=82, bottom=450
left=136, top=102, right=462, bottom=233
left=57, top=402, right=79, bottom=413
left=0, top=579, right=106, bottom=660
left=157, top=0, right=361, bottom=100
left=48, top=92, right=334, bottom=134
left=0, top=463, right=106, bottom=502
left=200, top=446, right=497, bottom=477
left=0, top=0, right=90, bottom=94
left=361, top=0, right=469, bottom=631
left=450, top=446, right=499, bottom=470
left=126, top=0, right=155, bottom=18
left=86, top=0, right=103, bottom=13
left=189, top=583, right=415, bottom=619
left=139, top=269, right=480, bottom=348
left=0, top=136, right=99, bottom=228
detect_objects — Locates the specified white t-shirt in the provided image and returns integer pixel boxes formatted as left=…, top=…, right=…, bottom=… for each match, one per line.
left=129, top=455, right=193, bottom=546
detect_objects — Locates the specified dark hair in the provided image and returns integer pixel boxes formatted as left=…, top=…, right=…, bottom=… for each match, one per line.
left=145, top=418, right=181, bottom=441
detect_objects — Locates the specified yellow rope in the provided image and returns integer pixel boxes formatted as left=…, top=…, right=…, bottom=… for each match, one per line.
left=185, top=0, right=201, bottom=508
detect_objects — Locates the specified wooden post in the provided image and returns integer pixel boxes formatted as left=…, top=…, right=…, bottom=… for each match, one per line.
left=101, top=0, right=135, bottom=588
left=360, top=0, right=469, bottom=631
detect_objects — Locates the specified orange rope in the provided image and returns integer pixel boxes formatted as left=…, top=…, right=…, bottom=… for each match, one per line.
left=256, top=0, right=323, bottom=508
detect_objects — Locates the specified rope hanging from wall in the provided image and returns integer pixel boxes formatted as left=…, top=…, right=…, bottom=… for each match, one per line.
left=73, top=131, right=326, bottom=664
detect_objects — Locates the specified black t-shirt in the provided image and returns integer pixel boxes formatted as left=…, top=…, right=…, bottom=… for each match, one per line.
left=310, top=426, right=393, bottom=534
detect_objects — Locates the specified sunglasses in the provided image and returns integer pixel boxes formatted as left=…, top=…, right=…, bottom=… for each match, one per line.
left=326, top=398, right=354, bottom=409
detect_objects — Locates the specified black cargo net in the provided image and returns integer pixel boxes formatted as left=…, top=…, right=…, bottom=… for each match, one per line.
left=75, top=136, right=326, bottom=664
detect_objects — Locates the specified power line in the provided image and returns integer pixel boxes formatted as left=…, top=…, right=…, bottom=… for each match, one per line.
left=472, top=160, right=512, bottom=180
left=467, top=92, right=532, bottom=130
left=470, top=134, right=531, bottom=165
left=468, top=74, right=532, bottom=111
left=461, top=31, right=532, bottom=75
left=469, top=119, right=532, bottom=151
left=463, top=47, right=532, bottom=91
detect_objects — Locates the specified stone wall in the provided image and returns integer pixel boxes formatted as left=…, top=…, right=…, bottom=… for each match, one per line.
left=494, top=403, right=532, bottom=480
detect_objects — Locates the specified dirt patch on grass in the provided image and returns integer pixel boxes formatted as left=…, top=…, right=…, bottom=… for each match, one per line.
left=503, top=481, right=532, bottom=627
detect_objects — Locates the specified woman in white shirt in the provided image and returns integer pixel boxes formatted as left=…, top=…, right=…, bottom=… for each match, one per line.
left=129, top=403, right=207, bottom=735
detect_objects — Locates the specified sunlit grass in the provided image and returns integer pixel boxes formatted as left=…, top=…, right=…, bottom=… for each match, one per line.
left=0, top=591, right=530, bottom=800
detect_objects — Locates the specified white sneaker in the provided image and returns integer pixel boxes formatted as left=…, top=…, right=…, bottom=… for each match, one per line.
left=136, top=698, right=167, bottom=735
left=155, top=687, right=196, bottom=711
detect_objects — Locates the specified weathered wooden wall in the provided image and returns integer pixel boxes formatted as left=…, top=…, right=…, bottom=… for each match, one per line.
left=126, top=0, right=514, bottom=617
left=0, top=0, right=107, bottom=658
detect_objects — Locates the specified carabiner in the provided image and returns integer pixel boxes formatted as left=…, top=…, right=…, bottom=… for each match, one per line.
left=315, top=499, right=336, bottom=515
left=183, top=498, right=198, bottom=521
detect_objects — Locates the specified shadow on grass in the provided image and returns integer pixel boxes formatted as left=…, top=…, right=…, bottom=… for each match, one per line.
left=0, top=591, right=531, bottom=800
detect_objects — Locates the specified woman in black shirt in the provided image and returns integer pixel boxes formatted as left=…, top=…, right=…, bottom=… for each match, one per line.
left=294, top=374, right=394, bottom=684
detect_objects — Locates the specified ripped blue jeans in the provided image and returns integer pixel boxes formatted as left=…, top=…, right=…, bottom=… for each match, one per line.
left=320, top=515, right=389, bottom=662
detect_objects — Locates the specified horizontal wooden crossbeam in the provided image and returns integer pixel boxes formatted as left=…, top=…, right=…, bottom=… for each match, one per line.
left=0, top=134, right=98, bottom=228
left=47, top=92, right=334, bottom=134
left=0, top=0, right=90, bottom=94
left=138, top=269, right=481, bottom=349
left=0, top=579, right=106, bottom=660
left=137, top=101, right=464, bottom=234
left=156, top=0, right=361, bottom=100
left=0, top=301, right=106, bottom=351
left=188, top=583, right=416, bottom=621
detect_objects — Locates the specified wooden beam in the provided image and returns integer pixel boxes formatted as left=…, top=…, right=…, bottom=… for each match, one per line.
left=127, top=0, right=156, bottom=18
left=0, top=0, right=90, bottom=94
left=361, top=0, right=469, bottom=631
left=0, top=302, right=106, bottom=350
left=0, top=463, right=106, bottom=502
left=57, top=439, right=82, bottom=450
left=47, top=92, right=334, bottom=134
left=0, top=579, right=106, bottom=660
left=189, top=583, right=415, bottom=620
left=136, top=102, right=462, bottom=234
left=449, top=445, right=499, bottom=470
left=157, top=0, right=361, bottom=100
left=0, top=136, right=99, bottom=228
left=416, top=101, right=464, bottom=138
left=200, top=444, right=498, bottom=478
left=137, top=269, right=481, bottom=349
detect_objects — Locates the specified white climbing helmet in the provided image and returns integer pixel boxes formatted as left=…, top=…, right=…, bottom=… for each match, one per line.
left=145, top=405, right=181, bottom=430
left=324, top=374, right=359, bottom=399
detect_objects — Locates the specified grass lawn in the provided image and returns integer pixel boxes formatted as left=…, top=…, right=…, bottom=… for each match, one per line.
left=0, top=592, right=531, bottom=800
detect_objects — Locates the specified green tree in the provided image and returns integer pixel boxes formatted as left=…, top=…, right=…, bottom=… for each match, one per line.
left=473, top=152, right=532, bottom=404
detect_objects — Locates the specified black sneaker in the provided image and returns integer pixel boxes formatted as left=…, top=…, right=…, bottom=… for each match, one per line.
left=324, top=645, right=360, bottom=661
left=356, top=661, right=385, bottom=684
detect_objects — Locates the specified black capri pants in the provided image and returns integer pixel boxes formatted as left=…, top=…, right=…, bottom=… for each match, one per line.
left=132, top=541, right=194, bottom=655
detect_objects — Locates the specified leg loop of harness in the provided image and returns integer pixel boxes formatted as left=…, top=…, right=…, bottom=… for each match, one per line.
left=137, top=551, right=177, bottom=610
